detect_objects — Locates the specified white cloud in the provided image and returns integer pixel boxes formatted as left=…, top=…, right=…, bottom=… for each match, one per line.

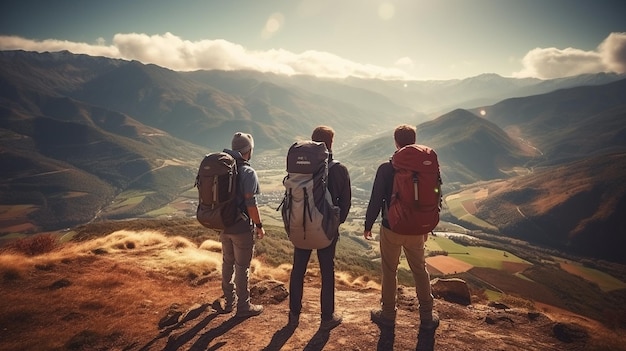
left=514, top=47, right=604, bottom=79
left=514, top=32, right=626, bottom=79
left=394, top=56, right=414, bottom=68
left=4, top=31, right=624, bottom=80
left=0, top=32, right=412, bottom=80
left=599, top=32, right=626, bottom=74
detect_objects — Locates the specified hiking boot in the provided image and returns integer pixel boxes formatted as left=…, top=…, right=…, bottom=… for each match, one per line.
left=419, top=315, right=440, bottom=331
left=236, top=304, right=264, bottom=318
left=370, top=309, right=395, bottom=328
left=214, top=297, right=235, bottom=314
left=416, top=315, right=439, bottom=351
left=415, top=332, right=436, bottom=351
left=222, top=300, right=235, bottom=314
left=319, top=313, right=342, bottom=331
left=288, top=311, right=300, bottom=327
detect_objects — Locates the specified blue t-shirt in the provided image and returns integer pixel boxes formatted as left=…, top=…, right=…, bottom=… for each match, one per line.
left=223, top=149, right=260, bottom=234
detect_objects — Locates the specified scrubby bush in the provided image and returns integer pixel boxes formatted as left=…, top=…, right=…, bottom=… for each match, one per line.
left=3, top=234, right=58, bottom=256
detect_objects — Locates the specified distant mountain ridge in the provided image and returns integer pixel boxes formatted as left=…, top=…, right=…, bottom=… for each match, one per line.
left=1, top=50, right=625, bottom=263
left=476, top=78, right=626, bottom=166
left=474, top=153, right=626, bottom=263
left=3, top=50, right=623, bottom=152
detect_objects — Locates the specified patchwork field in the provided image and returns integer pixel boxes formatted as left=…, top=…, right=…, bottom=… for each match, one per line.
left=557, top=258, right=626, bottom=292
left=431, top=235, right=530, bottom=269
left=426, top=255, right=474, bottom=274
left=418, top=233, right=626, bottom=326
left=0, top=205, right=38, bottom=235
left=445, top=188, right=498, bottom=231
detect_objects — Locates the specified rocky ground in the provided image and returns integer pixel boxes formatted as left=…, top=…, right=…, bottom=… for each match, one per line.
left=1, top=230, right=623, bottom=351
left=2, top=258, right=614, bottom=351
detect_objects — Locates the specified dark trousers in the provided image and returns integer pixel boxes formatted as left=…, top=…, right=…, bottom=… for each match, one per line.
left=289, top=237, right=338, bottom=320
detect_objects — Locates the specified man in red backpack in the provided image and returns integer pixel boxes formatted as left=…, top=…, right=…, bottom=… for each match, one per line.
left=363, top=124, right=439, bottom=350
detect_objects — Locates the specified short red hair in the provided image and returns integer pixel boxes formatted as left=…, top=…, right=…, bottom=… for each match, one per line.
left=312, top=125, right=335, bottom=151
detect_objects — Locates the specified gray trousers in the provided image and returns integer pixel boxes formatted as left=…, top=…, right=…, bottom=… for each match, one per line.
left=220, top=230, right=255, bottom=308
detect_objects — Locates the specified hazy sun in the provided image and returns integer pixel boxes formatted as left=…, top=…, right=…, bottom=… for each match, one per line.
left=480, top=109, right=486, bottom=116
left=262, top=13, right=284, bottom=39
left=378, top=2, right=395, bottom=20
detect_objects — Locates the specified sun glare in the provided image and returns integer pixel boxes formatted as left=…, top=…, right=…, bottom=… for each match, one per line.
left=378, top=2, right=395, bottom=20
left=262, top=12, right=285, bottom=39
left=480, top=109, right=486, bottom=116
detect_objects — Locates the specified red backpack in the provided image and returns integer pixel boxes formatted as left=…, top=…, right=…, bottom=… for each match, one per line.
left=387, top=144, right=442, bottom=235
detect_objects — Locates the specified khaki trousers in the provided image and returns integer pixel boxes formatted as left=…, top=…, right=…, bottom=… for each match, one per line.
left=379, top=226, right=434, bottom=322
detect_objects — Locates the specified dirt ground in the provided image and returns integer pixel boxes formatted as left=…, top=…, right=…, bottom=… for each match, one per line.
left=3, top=250, right=620, bottom=351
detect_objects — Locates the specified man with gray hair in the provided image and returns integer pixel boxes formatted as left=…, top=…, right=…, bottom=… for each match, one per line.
left=220, top=131, right=265, bottom=318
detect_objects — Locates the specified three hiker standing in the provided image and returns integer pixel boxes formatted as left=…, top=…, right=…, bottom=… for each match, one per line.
left=220, top=132, right=265, bottom=318
left=200, top=125, right=439, bottom=348
left=363, top=124, right=441, bottom=348
left=287, top=126, right=352, bottom=330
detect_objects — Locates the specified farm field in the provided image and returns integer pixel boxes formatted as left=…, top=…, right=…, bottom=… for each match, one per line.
left=429, top=235, right=531, bottom=270
left=556, top=258, right=626, bottom=292
left=404, top=233, right=625, bottom=321
left=108, top=190, right=153, bottom=212
left=445, top=188, right=498, bottom=231
left=0, top=205, right=38, bottom=235
left=426, top=255, right=473, bottom=275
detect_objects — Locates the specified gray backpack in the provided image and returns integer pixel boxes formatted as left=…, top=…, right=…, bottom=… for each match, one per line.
left=279, top=141, right=340, bottom=249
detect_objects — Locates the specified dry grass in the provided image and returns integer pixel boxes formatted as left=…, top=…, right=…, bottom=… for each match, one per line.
left=2, top=225, right=625, bottom=351
left=0, top=230, right=227, bottom=350
left=0, top=253, right=214, bottom=350
left=1, top=233, right=58, bottom=256
left=336, top=271, right=380, bottom=290
left=57, top=230, right=223, bottom=281
left=0, top=228, right=374, bottom=350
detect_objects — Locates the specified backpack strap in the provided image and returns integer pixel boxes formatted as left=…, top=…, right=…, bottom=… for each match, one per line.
left=233, top=159, right=249, bottom=219
left=382, top=159, right=394, bottom=220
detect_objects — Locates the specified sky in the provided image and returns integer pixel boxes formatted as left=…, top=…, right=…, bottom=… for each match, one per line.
left=1, top=0, right=625, bottom=81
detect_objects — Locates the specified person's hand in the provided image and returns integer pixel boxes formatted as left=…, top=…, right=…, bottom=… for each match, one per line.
left=255, top=227, right=265, bottom=240
left=363, top=230, right=373, bottom=240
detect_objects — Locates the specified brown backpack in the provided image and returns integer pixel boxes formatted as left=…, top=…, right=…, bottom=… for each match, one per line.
left=195, top=151, right=243, bottom=229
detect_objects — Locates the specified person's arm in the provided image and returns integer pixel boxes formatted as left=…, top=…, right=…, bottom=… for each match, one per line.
left=245, top=199, right=265, bottom=239
left=339, top=167, right=351, bottom=224
left=330, top=164, right=352, bottom=224
left=242, top=166, right=265, bottom=239
left=363, top=163, right=388, bottom=239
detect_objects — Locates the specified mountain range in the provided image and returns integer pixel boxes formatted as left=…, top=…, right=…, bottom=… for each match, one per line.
left=1, top=49, right=625, bottom=263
